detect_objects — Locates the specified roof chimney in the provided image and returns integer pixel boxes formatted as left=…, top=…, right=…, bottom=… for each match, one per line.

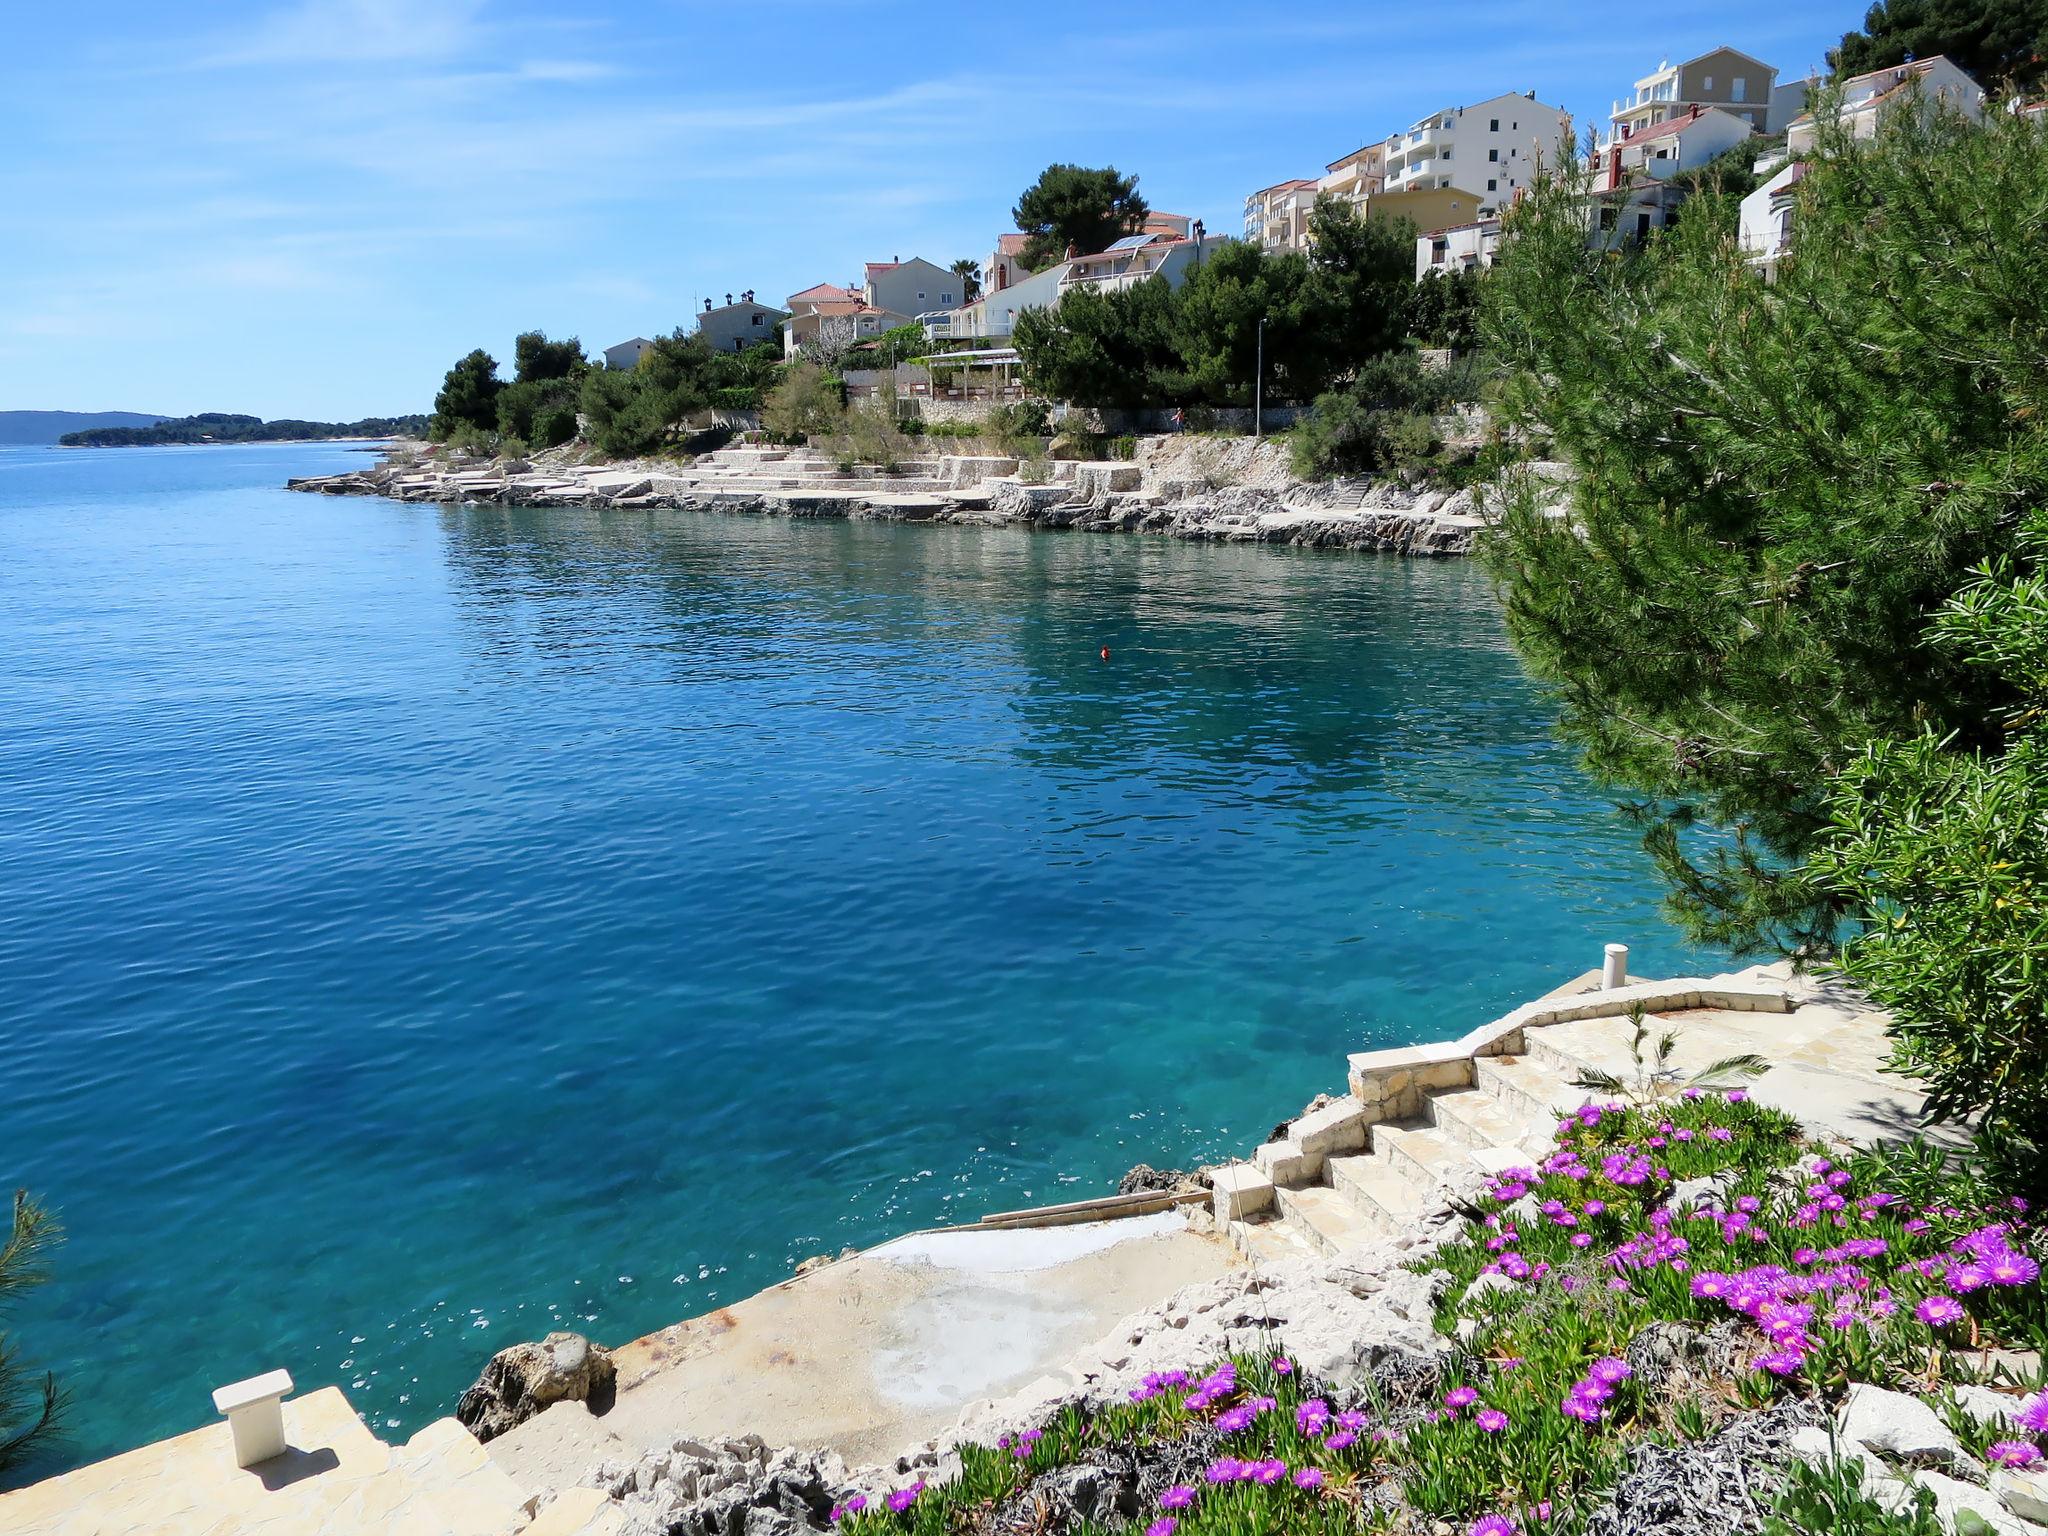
left=725, top=292, right=732, bottom=305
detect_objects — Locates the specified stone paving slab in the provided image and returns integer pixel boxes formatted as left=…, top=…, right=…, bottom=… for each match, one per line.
left=0, top=1387, right=525, bottom=1536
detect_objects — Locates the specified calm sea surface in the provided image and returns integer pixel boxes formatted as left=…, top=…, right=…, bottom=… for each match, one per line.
left=0, top=441, right=1721, bottom=1477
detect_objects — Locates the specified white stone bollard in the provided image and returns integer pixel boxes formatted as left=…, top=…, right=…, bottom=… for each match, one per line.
left=1603, top=943, right=1629, bottom=990
left=213, top=1369, right=293, bottom=1468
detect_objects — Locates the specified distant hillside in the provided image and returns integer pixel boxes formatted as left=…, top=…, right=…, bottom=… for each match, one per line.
left=0, top=410, right=165, bottom=444
left=60, top=411, right=429, bottom=447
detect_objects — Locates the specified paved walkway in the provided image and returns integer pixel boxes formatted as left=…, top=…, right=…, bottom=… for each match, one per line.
left=485, top=1212, right=1237, bottom=1496
left=1553, top=960, right=1965, bottom=1149
left=0, top=1387, right=528, bottom=1536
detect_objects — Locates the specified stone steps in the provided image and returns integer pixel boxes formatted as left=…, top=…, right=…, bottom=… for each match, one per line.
left=1472, top=1052, right=1582, bottom=1124
left=1274, top=1183, right=1388, bottom=1256
left=1212, top=1015, right=1625, bottom=1260
left=1424, top=1085, right=1551, bottom=1156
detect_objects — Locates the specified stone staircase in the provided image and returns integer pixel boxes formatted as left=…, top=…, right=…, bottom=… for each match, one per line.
left=1212, top=972, right=1798, bottom=1263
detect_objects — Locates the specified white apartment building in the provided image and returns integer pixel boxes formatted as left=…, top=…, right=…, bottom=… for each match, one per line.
left=1414, top=219, right=1501, bottom=280
left=929, top=232, right=1228, bottom=343
left=1784, top=54, right=1984, bottom=153
left=1383, top=92, right=1571, bottom=215
left=1318, top=142, right=1385, bottom=211
left=1746, top=56, right=1986, bottom=276
left=1243, top=179, right=1321, bottom=252
left=1609, top=47, right=1782, bottom=141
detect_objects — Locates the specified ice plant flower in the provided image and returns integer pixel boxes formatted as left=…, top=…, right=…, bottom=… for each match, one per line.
left=1989, top=1442, right=2043, bottom=1469
left=832, top=1496, right=868, bottom=1522
left=1215, top=1405, right=1256, bottom=1433
left=1293, top=1468, right=1324, bottom=1490
left=1250, top=1459, right=1287, bottom=1485
left=1445, top=1386, right=1479, bottom=1411
left=886, top=1483, right=924, bottom=1514
left=1296, top=1399, right=1330, bottom=1435
left=1477, top=1408, right=1509, bottom=1433
left=2017, top=1392, right=2048, bottom=1438
left=1471, top=1515, right=1517, bottom=1536
left=1915, top=1294, right=1964, bottom=1327
left=1147, top=1520, right=1176, bottom=1536
left=1205, top=1459, right=1245, bottom=1483
left=1160, top=1486, right=1196, bottom=1510
left=1272, top=1356, right=1294, bottom=1375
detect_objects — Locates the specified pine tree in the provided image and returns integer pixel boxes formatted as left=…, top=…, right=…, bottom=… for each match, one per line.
left=0, top=1191, right=62, bottom=1483
left=1482, top=102, right=2048, bottom=955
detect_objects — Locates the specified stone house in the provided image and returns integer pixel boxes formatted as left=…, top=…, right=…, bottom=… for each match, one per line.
left=696, top=293, right=789, bottom=354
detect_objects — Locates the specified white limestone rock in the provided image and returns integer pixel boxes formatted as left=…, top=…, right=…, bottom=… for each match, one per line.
left=1994, top=1465, right=2048, bottom=1526
left=1914, top=1469, right=2042, bottom=1536
left=1838, top=1383, right=1966, bottom=1467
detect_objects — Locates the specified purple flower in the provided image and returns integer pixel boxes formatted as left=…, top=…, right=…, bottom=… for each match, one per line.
left=1296, top=1399, right=1330, bottom=1435
left=833, top=1495, right=868, bottom=1521
left=1215, top=1405, right=1256, bottom=1433
left=1757, top=1346, right=1807, bottom=1376
left=1560, top=1394, right=1603, bottom=1424
left=1293, top=1468, right=1324, bottom=1490
left=2017, top=1392, right=2048, bottom=1438
left=886, top=1483, right=924, bottom=1513
left=1324, top=1431, right=1356, bottom=1450
left=1471, top=1515, right=1517, bottom=1536
left=1445, top=1386, right=1479, bottom=1411
left=1272, top=1356, right=1293, bottom=1375
left=1476, top=1408, right=1509, bottom=1433
left=1205, top=1459, right=1245, bottom=1484
left=1147, top=1521, right=1176, bottom=1536
left=1915, top=1294, right=1965, bottom=1327
left=1589, top=1357, right=1632, bottom=1385
left=1989, top=1252, right=2041, bottom=1286
left=1159, top=1486, right=1196, bottom=1510
left=1989, top=1442, right=2044, bottom=1469
left=1250, top=1459, right=1287, bottom=1486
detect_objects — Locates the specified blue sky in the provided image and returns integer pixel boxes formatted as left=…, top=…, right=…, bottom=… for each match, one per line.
left=4, top=2, right=1849, bottom=420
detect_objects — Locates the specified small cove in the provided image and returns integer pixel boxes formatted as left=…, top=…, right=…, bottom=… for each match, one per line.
left=0, top=442, right=1725, bottom=1476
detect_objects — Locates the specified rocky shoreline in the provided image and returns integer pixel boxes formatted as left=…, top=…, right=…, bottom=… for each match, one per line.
left=284, top=435, right=1543, bottom=558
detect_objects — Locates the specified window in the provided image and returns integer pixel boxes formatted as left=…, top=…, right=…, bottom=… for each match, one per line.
left=1487, top=178, right=1497, bottom=191
left=1489, top=148, right=1499, bottom=162
left=1731, top=77, right=1747, bottom=102
left=1704, top=75, right=1715, bottom=91
left=1489, top=117, right=1499, bottom=131
left=750, top=313, right=763, bottom=325
left=941, top=292, right=952, bottom=303
left=1442, top=147, right=1453, bottom=159
left=917, top=291, right=926, bottom=300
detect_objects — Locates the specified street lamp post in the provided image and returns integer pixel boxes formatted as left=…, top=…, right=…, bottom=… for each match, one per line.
left=1254, top=316, right=1266, bottom=440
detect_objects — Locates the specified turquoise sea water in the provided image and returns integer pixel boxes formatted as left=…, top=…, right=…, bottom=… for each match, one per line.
left=0, top=442, right=1722, bottom=1479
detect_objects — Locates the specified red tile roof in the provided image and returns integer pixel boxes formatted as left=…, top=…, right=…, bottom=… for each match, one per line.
left=788, top=282, right=857, bottom=306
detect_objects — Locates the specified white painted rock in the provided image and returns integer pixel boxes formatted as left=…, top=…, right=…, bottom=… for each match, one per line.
left=1839, top=1383, right=1965, bottom=1466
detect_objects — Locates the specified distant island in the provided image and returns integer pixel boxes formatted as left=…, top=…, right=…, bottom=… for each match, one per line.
left=0, top=410, right=166, bottom=445
left=59, top=411, right=428, bottom=447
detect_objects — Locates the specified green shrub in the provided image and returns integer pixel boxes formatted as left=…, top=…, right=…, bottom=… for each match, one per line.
left=531, top=405, right=577, bottom=450
left=762, top=362, right=844, bottom=444
left=1813, top=513, right=2048, bottom=1171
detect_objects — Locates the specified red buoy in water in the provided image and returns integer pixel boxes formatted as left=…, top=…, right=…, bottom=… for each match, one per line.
left=1100, top=646, right=1111, bottom=661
